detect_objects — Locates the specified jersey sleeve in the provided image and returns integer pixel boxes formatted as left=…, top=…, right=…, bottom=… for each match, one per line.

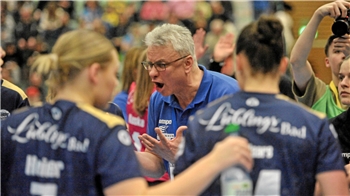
left=292, top=75, right=327, bottom=108
left=147, top=93, right=157, bottom=138
left=316, top=120, right=345, bottom=173
left=96, top=125, right=142, bottom=189
left=173, top=123, right=197, bottom=176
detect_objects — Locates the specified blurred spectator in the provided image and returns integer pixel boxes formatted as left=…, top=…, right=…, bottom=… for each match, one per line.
left=271, top=1, right=295, bottom=56
left=120, top=23, right=148, bottom=54
left=1, top=61, right=21, bottom=86
left=79, top=1, right=103, bottom=30
left=39, top=1, right=65, bottom=50
left=167, top=0, right=196, bottom=33
left=3, top=43, right=24, bottom=70
left=27, top=70, right=45, bottom=102
left=57, top=0, right=75, bottom=19
left=191, top=1, right=212, bottom=33
left=207, top=1, right=234, bottom=31
left=110, top=11, right=134, bottom=52
left=14, top=4, right=39, bottom=69
left=139, top=0, right=169, bottom=23
left=14, top=5, right=39, bottom=44
left=12, top=1, right=33, bottom=24
left=101, top=1, right=126, bottom=29
left=92, top=19, right=109, bottom=37
left=25, top=85, right=42, bottom=105
left=253, top=1, right=272, bottom=19
left=1, top=2, right=16, bottom=48
left=57, top=11, right=75, bottom=35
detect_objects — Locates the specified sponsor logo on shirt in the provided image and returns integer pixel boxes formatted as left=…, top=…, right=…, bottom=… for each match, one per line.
left=342, top=153, right=350, bottom=159
left=128, top=114, right=145, bottom=127
left=157, top=119, right=174, bottom=140
left=199, top=102, right=307, bottom=139
left=7, top=113, right=90, bottom=153
left=159, top=119, right=172, bottom=125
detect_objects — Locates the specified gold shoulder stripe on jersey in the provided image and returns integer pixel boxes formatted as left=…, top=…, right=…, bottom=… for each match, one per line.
left=77, top=103, right=125, bottom=128
left=2, top=79, right=28, bottom=99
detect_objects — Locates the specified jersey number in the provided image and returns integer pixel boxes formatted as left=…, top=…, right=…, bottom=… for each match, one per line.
left=254, top=169, right=281, bottom=195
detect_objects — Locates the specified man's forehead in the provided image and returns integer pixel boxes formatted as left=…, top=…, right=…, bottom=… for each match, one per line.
left=147, top=46, right=177, bottom=60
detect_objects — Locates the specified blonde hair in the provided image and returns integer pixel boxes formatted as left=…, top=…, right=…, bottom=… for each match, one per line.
left=31, top=29, right=117, bottom=101
left=120, top=46, right=146, bottom=92
left=133, top=49, right=155, bottom=117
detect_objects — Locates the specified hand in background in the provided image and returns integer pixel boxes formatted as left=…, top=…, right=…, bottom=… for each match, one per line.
left=213, top=33, right=235, bottom=62
left=193, top=28, right=208, bottom=60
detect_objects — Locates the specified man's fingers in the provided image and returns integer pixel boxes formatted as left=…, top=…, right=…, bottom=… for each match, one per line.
left=155, top=128, right=168, bottom=144
left=175, top=126, right=187, bottom=138
left=139, top=134, right=156, bottom=148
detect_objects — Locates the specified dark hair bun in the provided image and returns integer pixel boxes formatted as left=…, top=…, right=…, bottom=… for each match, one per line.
left=256, top=15, right=283, bottom=45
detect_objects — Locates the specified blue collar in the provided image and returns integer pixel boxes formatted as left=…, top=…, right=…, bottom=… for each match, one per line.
left=162, top=65, right=212, bottom=110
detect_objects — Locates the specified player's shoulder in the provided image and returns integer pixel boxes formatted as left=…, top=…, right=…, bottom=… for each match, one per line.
left=275, top=94, right=327, bottom=120
left=77, top=103, right=125, bottom=129
left=1, top=79, right=28, bottom=100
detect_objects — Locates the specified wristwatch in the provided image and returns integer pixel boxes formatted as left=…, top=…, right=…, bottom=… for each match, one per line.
left=209, top=57, right=225, bottom=67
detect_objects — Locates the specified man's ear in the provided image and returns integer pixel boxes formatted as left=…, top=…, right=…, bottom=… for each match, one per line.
left=184, top=55, right=193, bottom=73
left=88, top=63, right=101, bottom=84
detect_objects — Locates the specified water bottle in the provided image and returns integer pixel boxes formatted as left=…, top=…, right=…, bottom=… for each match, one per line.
left=220, top=123, right=253, bottom=196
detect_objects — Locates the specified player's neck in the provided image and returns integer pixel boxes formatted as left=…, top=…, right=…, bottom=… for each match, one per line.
left=243, top=75, right=280, bottom=94
left=54, top=86, right=93, bottom=106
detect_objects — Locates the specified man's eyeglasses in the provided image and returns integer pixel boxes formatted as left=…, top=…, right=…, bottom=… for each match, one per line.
left=141, top=55, right=189, bottom=72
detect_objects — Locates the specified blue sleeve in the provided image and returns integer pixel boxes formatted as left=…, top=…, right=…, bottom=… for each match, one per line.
left=209, top=72, right=240, bottom=102
left=112, top=92, right=128, bottom=122
left=316, top=121, right=345, bottom=173
left=147, top=93, right=157, bottom=138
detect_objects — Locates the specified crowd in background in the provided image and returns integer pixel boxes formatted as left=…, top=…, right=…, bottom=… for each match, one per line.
left=0, top=0, right=291, bottom=105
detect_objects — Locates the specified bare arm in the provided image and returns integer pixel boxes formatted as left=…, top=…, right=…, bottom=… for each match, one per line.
left=105, top=136, right=253, bottom=195
left=317, top=170, right=348, bottom=195
left=135, top=150, right=165, bottom=178
left=290, top=0, right=350, bottom=92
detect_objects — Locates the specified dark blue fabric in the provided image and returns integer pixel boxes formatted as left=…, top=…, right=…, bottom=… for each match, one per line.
left=175, top=92, right=344, bottom=195
left=1, top=100, right=142, bottom=195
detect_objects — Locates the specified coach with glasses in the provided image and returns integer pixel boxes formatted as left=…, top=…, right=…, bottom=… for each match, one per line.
left=136, top=23, right=240, bottom=180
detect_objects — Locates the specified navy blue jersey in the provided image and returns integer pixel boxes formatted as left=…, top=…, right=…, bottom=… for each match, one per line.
left=174, top=92, right=344, bottom=196
left=106, top=102, right=124, bottom=119
left=1, top=100, right=142, bottom=195
left=112, top=90, right=128, bottom=122
left=1, top=79, right=30, bottom=119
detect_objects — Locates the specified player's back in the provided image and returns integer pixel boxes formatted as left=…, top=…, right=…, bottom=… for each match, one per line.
left=175, top=91, right=344, bottom=195
left=1, top=100, right=141, bottom=195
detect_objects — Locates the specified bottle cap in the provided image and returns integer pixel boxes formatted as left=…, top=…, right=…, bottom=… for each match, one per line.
left=224, top=123, right=240, bottom=134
